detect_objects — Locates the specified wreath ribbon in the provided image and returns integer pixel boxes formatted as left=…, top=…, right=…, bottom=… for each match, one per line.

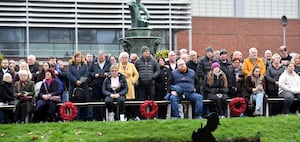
left=140, top=100, right=158, bottom=119
left=229, top=97, right=247, bottom=116
left=59, top=102, right=78, bottom=121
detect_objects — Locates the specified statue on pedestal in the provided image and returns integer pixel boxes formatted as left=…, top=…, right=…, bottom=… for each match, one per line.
left=128, top=0, right=150, bottom=28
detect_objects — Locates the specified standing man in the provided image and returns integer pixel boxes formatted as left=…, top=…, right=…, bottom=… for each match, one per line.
left=165, top=51, right=177, bottom=71
left=134, top=46, right=160, bottom=100
left=279, top=45, right=292, bottom=66
left=242, top=47, right=266, bottom=77
left=89, top=51, right=111, bottom=121
left=197, top=46, right=215, bottom=97
left=264, top=50, right=273, bottom=70
left=27, top=55, right=39, bottom=81
left=218, top=49, right=236, bottom=98
left=0, top=59, right=13, bottom=83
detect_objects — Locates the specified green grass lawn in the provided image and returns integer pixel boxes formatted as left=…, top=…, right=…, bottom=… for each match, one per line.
left=0, top=115, right=299, bottom=142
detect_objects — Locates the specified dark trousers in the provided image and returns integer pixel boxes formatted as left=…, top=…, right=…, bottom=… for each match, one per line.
left=207, top=94, right=227, bottom=116
left=91, top=86, right=104, bottom=121
left=14, top=102, right=27, bottom=122
left=105, top=96, right=125, bottom=114
left=137, top=83, right=155, bottom=100
left=34, top=100, right=57, bottom=122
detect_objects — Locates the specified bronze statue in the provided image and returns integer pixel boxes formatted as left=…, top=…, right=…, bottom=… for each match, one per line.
left=192, top=112, right=220, bottom=142
left=128, top=0, right=150, bottom=28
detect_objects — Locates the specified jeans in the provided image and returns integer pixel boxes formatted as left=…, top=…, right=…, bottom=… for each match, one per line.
left=252, top=92, right=264, bottom=114
left=170, top=93, right=203, bottom=118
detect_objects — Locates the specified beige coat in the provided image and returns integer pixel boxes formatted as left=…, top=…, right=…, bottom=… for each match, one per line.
left=118, top=62, right=139, bottom=99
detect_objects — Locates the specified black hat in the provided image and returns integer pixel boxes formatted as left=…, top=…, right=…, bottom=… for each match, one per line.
left=141, top=46, right=150, bottom=54
left=219, top=48, right=227, bottom=55
left=206, top=46, right=214, bottom=53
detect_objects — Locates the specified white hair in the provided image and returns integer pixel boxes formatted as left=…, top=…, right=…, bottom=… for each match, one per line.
left=18, top=70, right=28, bottom=77
left=27, top=55, right=36, bottom=60
left=119, top=52, right=129, bottom=61
left=2, top=73, right=12, bottom=82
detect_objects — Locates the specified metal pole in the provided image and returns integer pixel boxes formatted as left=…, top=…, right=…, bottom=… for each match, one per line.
left=168, top=0, right=172, bottom=51
left=75, top=0, right=78, bottom=52
left=188, top=27, right=192, bottom=51
left=283, top=26, right=286, bottom=46
left=122, top=0, right=125, bottom=38
left=26, top=0, right=29, bottom=57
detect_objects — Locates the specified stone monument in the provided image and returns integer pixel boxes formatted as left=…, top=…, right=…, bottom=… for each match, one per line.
left=120, top=0, right=161, bottom=57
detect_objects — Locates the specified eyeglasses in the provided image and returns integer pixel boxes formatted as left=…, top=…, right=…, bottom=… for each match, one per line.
left=111, top=70, right=118, bottom=72
left=178, top=63, right=186, bottom=66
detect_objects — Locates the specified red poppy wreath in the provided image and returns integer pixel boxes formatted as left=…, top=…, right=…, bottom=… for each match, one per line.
left=229, top=97, right=247, bottom=116
left=140, top=100, right=158, bottom=119
left=59, top=102, right=78, bottom=121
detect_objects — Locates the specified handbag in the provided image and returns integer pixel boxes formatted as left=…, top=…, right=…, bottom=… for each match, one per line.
left=43, top=81, right=61, bottom=103
left=70, top=87, right=85, bottom=102
left=50, top=96, right=61, bottom=103
left=20, top=95, right=33, bottom=102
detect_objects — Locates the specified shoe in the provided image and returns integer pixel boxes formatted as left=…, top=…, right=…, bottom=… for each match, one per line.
left=108, top=112, right=115, bottom=121
left=219, top=115, right=226, bottom=119
left=296, top=110, right=300, bottom=116
left=134, top=116, right=140, bottom=121
left=253, top=110, right=262, bottom=116
left=120, top=114, right=126, bottom=121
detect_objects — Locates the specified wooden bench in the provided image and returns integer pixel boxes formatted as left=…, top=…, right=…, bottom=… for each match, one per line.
left=0, top=104, right=15, bottom=110
left=57, top=100, right=228, bottom=120
left=6, top=97, right=297, bottom=120
left=265, top=98, right=299, bottom=116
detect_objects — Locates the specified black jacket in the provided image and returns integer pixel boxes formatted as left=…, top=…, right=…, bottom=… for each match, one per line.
left=155, top=66, right=173, bottom=100
left=102, top=73, right=128, bottom=97
left=0, top=82, right=14, bottom=102
left=134, top=56, right=160, bottom=84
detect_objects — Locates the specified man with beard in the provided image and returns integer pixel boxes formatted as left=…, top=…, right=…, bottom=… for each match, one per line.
left=169, top=59, right=203, bottom=119
left=0, top=59, right=13, bottom=83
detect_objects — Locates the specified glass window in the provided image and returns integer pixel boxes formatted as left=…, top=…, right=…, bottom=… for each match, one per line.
left=49, top=29, right=73, bottom=43
left=29, top=28, right=48, bottom=42
left=0, top=43, right=25, bottom=57
left=244, top=0, right=298, bottom=18
left=192, top=0, right=234, bottom=17
left=0, top=28, right=25, bottom=42
left=97, top=29, right=121, bottom=44
left=78, top=29, right=97, bottom=44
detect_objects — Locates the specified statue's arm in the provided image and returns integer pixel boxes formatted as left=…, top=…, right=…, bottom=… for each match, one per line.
left=139, top=4, right=150, bottom=19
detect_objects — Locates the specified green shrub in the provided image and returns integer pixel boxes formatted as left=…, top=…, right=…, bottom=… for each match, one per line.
left=155, top=49, right=169, bottom=59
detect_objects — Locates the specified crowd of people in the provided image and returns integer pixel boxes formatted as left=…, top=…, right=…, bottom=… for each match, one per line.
left=0, top=45, right=300, bottom=124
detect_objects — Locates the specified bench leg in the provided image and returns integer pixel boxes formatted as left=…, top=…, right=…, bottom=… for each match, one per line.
left=266, top=102, right=269, bottom=117
left=227, top=103, right=230, bottom=118
left=105, top=108, right=108, bottom=121
left=166, top=104, right=171, bottom=119
left=188, top=104, right=192, bottom=119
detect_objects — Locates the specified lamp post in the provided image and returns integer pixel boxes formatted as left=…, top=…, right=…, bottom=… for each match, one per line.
left=281, top=15, right=288, bottom=46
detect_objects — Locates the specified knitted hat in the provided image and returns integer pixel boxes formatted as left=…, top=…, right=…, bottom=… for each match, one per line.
left=206, top=46, right=214, bottom=53
left=211, top=62, right=220, bottom=70
left=141, top=46, right=150, bottom=54
left=219, top=48, right=227, bottom=55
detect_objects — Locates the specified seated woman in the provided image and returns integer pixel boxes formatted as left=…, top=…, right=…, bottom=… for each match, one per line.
left=102, top=65, right=128, bottom=121
left=34, top=69, right=61, bottom=122
left=245, top=66, right=265, bottom=116
left=278, top=62, right=300, bottom=114
left=14, top=70, right=35, bottom=123
left=0, top=73, right=15, bottom=123
left=204, top=62, right=228, bottom=118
